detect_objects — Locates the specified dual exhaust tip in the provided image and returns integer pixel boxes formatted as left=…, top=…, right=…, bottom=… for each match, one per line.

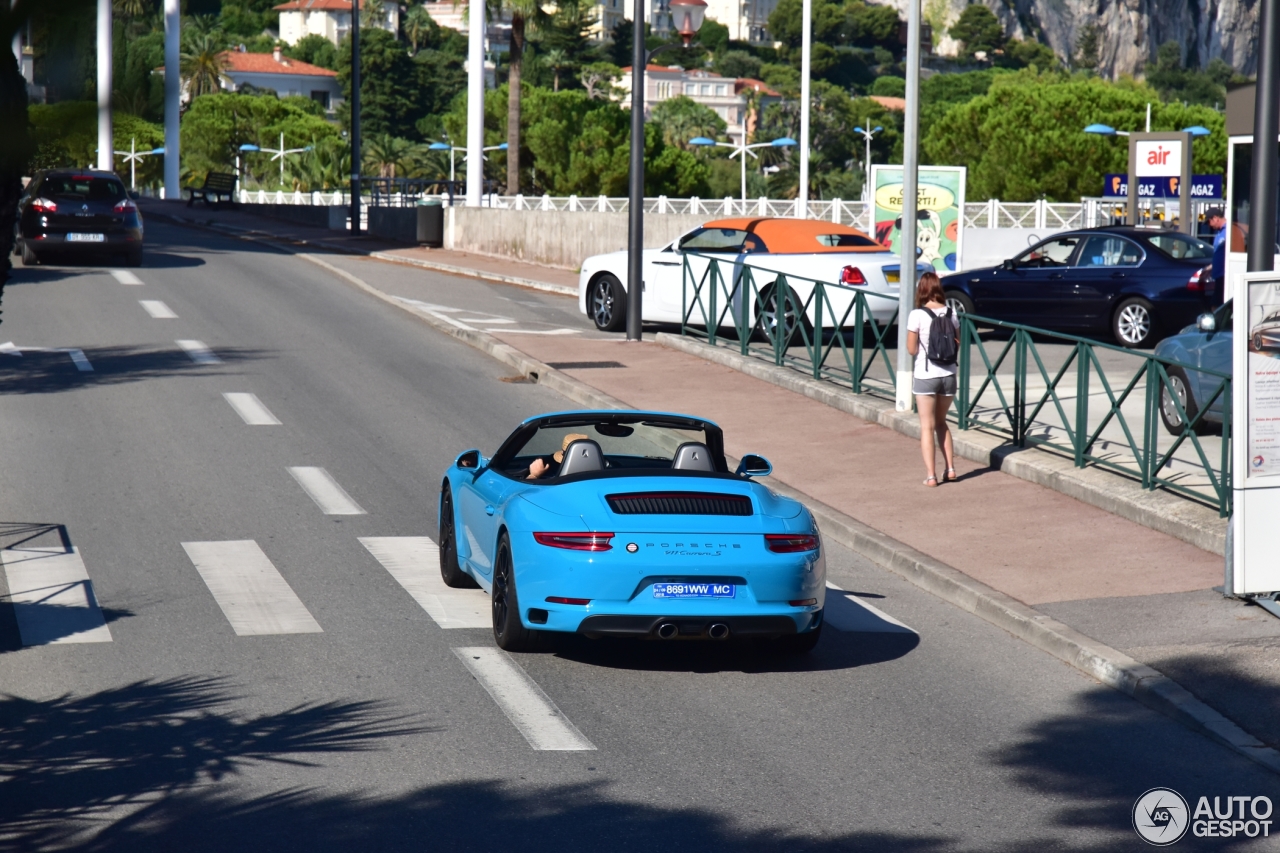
left=656, top=622, right=730, bottom=640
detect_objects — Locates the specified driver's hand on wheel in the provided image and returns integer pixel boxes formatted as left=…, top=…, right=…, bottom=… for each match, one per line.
left=527, top=458, right=550, bottom=479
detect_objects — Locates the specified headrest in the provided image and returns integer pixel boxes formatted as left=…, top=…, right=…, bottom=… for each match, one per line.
left=671, top=441, right=714, bottom=471
left=557, top=438, right=605, bottom=476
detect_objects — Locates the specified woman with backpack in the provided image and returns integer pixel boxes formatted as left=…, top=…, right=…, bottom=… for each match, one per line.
left=906, top=272, right=960, bottom=487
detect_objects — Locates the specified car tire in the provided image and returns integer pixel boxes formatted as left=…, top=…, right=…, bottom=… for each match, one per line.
left=754, top=283, right=813, bottom=345
left=438, top=484, right=477, bottom=589
left=588, top=273, right=626, bottom=333
left=1112, top=297, right=1156, bottom=348
left=492, top=533, right=538, bottom=652
left=773, top=621, right=823, bottom=655
left=944, top=290, right=974, bottom=318
left=1159, top=366, right=1209, bottom=436
left=20, top=240, right=38, bottom=266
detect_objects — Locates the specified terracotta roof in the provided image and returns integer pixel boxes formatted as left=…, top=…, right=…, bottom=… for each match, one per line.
left=735, top=78, right=780, bottom=97
left=701, top=218, right=885, bottom=254
left=869, top=95, right=906, bottom=111
left=273, top=0, right=362, bottom=10
left=220, top=51, right=338, bottom=77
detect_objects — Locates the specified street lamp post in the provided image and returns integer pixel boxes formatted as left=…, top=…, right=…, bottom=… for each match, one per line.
left=689, top=135, right=796, bottom=208
left=350, top=0, right=362, bottom=233
left=625, top=0, right=707, bottom=342
left=114, top=138, right=165, bottom=190
left=429, top=141, right=507, bottom=195
left=256, top=133, right=312, bottom=189
left=852, top=123, right=882, bottom=197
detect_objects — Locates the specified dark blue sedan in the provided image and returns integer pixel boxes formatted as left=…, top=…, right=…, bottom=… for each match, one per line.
left=941, top=226, right=1215, bottom=348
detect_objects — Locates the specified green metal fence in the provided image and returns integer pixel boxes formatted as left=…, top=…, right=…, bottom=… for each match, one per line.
left=681, top=252, right=1233, bottom=516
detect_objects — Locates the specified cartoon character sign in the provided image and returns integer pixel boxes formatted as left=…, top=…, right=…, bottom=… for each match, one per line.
left=869, top=165, right=966, bottom=273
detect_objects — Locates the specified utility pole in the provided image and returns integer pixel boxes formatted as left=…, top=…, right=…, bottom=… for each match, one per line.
left=163, top=0, right=179, bottom=197
left=349, top=0, right=362, bottom=233
left=797, top=0, right=810, bottom=218
left=96, top=0, right=111, bottom=171
left=896, top=0, right=922, bottom=412
left=465, top=0, right=484, bottom=206
left=1249, top=0, right=1279, bottom=274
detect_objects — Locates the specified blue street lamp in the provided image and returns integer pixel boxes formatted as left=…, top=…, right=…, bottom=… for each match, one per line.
left=430, top=141, right=506, bottom=185
left=236, top=143, right=260, bottom=193
left=852, top=124, right=883, bottom=195
left=689, top=135, right=796, bottom=206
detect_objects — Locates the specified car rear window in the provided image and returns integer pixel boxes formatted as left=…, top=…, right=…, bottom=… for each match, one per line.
left=40, top=176, right=126, bottom=203
left=1145, top=233, right=1214, bottom=261
left=815, top=233, right=880, bottom=248
left=679, top=228, right=767, bottom=253
left=1075, top=235, right=1144, bottom=267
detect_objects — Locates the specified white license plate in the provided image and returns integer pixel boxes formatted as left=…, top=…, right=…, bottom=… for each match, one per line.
left=652, top=582, right=736, bottom=599
left=67, top=233, right=105, bottom=243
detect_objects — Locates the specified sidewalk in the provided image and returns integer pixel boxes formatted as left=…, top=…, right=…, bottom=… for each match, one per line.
left=153, top=201, right=1280, bottom=765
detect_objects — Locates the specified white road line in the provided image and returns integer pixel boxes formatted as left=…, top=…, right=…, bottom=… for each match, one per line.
left=182, top=540, right=323, bottom=635
left=140, top=300, right=177, bottom=319
left=453, top=647, right=596, bottom=751
left=0, top=546, right=113, bottom=645
left=287, top=467, right=366, bottom=515
left=223, top=392, right=281, bottom=425
left=824, top=582, right=917, bottom=634
left=359, top=537, right=489, bottom=628
left=177, top=340, right=221, bottom=364
left=110, top=270, right=143, bottom=285
left=459, top=318, right=517, bottom=324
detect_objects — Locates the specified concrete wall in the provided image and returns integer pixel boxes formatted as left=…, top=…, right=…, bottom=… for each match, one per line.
left=238, top=203, right=348, bottom=231
left=368, top=208, right=416, bottom=244
left=444, top=207, right=706, bottom=269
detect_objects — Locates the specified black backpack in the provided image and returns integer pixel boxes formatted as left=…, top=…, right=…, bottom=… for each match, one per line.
left=926, top=307, right=957, bottom=368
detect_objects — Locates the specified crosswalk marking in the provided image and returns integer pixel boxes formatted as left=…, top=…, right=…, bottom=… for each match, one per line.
left=288, top=467, right=366, bottom=515
left=182, top=540, right=323, bottom=636
left=140, top=300, right=177, bottom=319
left=177, top=340, right=221, bottom=364
left=223, top=392, right=282, bottom=425
left=453, top=647, right=596, bottom=751
left=110, top=270, right=143, bottom=285
left=359, top=537, right=489, bottom=628
left=0, top=546, right=113, bottom=645
left=824, top=582, right=917, bottom=634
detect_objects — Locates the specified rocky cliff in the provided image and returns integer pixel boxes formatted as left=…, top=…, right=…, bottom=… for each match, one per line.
left=879, top=0, right=1259, bottom=80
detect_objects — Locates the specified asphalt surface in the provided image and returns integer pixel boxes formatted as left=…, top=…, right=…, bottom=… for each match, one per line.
left=0, top=223, right=1276, bottom=851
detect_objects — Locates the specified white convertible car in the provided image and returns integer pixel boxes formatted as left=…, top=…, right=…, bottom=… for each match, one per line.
left=578, top=217, right=923, bottom=336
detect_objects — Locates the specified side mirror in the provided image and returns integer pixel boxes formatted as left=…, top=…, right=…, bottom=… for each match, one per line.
left=1001, top=258, right=1016, bottom=270
left=735, top=454, right=772, bottom=478
left=455, top=449, right=482, bottom=469
left=1196, top=312, right=1216, bottom=333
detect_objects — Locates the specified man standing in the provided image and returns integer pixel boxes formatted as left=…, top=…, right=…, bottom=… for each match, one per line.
left=1207, top=207, right=1228, bottom=248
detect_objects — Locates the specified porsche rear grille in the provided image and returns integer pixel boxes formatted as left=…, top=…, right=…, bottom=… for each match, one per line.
left=606, top=492, right=753, bottom=516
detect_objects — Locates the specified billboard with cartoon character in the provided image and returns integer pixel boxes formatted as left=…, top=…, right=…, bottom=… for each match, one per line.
left=869, top=165, right=965, bottom=273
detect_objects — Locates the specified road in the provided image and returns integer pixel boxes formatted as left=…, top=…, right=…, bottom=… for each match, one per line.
left=0, top=222, right=1273, bottom=851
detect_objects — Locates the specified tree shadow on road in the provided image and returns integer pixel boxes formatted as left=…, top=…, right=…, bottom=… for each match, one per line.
left=0, top=345, right=271, bottom=396
left=0, top=676, right=432, bottom=851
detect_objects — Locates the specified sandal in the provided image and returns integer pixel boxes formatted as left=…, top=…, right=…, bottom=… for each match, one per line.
left=923, top=475, right=938, bottom=487
left=944, top=468, right=957, bottom=482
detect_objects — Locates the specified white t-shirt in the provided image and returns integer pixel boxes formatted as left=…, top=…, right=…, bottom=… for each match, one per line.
left=907, top=306, right=960, bottom=379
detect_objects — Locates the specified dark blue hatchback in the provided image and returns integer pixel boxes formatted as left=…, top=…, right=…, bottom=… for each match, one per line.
left=940, top=226, right=1215, bottom=348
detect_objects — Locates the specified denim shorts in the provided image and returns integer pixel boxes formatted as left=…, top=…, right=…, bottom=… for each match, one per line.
left=913, top=374, right=957, bottom=396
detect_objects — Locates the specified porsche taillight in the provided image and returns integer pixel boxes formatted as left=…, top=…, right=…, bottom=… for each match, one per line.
left=765, top=533, right=819, bottom=553
left=841, top=265, right=867, bottom=285
left=533, top=532, right=614, bottom=551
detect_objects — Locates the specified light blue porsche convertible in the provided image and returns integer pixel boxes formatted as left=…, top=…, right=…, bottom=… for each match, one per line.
left=438, top=410, right=826, bottom=653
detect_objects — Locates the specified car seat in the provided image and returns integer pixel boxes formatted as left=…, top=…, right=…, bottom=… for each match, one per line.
left=558, top=439, right=605, bottom=476
left=671, top=442, right=714, bottom=471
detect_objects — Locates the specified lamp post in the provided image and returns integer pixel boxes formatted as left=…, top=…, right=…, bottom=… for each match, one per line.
left=626, top=0, right=706, bottom=341
left=350, top=0, right=362, bottom=233
left=256, top=133, right=312, bottom=189
left=236, top=143, right=260, bottom=193
left=689, top=135, right=796, bottom=207
left=114, top=138, right=164, bottom=190
left=429, top=141, right=507, bottom=190
left=852, top=123, right=882, bottom=197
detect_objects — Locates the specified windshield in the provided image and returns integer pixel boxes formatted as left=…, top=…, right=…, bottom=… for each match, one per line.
left=1145, top=233, right=1214, bottom=261
left=499, top=419, right=719, bottom=479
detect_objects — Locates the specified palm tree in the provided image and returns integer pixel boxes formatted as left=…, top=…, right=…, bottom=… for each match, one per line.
left=502, top=0, right=547, bottom=195
left=364, top=134, right=419, bottom=178
left=113, top=0, right=149, bottom=19
left=542, top=48, right=568, bottom=92
left=298, top=136, right=352, bottom=191
left=403, top=4, right=433, bottom=54
left=361, top=0, right=386, bottom=29
left=180, top=30, right=230, bottom=99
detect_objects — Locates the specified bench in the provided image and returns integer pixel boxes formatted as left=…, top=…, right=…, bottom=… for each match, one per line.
left=186, top=172, right=237, bottom=208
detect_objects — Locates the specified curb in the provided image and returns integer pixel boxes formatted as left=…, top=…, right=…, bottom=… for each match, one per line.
left=301, top=251, right=1280, bottom=777
left=368, top=251, right=579, bottom=298
left=655, top=332, right=1227, bottom=557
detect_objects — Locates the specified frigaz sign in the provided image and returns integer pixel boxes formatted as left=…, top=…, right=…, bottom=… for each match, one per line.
left=1103, top=174, right=1223, bottom=199
left=1133, top=139, right=1184, bottom=177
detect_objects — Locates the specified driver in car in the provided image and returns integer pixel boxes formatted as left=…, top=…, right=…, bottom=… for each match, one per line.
left=526, top=433, right=589, bottom=479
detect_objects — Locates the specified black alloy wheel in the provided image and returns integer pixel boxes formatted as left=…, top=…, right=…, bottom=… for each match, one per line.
left=438, top=484, right=477, bottom=588
left=492, top=534, right=537, bottom=651
left=589, top=273, right=626, bottom=332
left=754, top=284, right=812, bottom=345
left=1159, top=366, right=1209, bottom=436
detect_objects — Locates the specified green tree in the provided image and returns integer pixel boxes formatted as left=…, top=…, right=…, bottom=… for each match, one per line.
left=579, top=61, right=619, bottom=99
left=402, top=4, right=433, bottom=55
left=1000, top=38, right=1057, bottom=69
left=180, top=92, right=337, bottom=187
left=286, top=33, right=338, bottom=69
left=502, top=0, right=549, bottom=193
left=1073, top=23, right=1099, bottom=72
left=714, top=50, right=761, bottom=80
left=542, top=48, right=569, bottom=91
left=363, top=134, right=421, bottom=177
left=1144, top=40, right=1235, bottom=107
left=650, top=96, right=726, bottom=150
left=948, top=4, right=1003, bottom=60
left=921, top=72, right=1226, bottom=201
left=337, top=28, right=422, bottom=138
left=180, top=29, right=231, bottom=99
left=870, top=75, right=904, bottom=97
